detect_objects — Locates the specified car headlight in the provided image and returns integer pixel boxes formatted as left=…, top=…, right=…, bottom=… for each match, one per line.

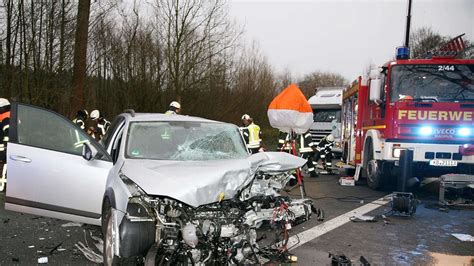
left=119, top=172, right=147, bottom=197
left=126, top=197, right=154, bottom=221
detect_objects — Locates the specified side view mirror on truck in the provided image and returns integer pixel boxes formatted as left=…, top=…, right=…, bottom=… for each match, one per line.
left=369, top=78, right=382, bottom=105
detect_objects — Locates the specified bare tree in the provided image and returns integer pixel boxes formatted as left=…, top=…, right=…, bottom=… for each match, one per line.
left=71, top=0, right=91, bottom=113
left=298, top=71, right=347, bottom=97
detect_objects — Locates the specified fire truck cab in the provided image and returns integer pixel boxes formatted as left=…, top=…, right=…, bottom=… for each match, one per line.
left=342, top=52, right=474, bottom=190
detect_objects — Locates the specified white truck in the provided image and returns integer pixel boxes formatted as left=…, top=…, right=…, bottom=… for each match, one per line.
left=308, top=87, right=344, bottom=156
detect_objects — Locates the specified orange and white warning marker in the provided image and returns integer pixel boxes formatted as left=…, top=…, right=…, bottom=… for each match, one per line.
left=267, top=84, right=313, bottom=134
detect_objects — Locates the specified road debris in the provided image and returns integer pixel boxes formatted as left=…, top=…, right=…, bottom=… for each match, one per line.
left=339, top=176, right=355, bottom=186
left=451, top=233, right=474, bottom=242
left=350, top=215, right=378, bottom=222
left=329, top=253, right=351, bottom=265
left=49, top=242, right=63, bottom=255
left=38, top=257, right=48, bottom=264
left=74, top=230, right=103, bottom=264
left=360, top=255, right=370, bottom=266
left=61, top=222, right=83, bottom=228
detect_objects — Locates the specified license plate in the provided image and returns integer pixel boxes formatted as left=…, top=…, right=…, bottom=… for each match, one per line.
left=429, top=159, right=458, bottom=167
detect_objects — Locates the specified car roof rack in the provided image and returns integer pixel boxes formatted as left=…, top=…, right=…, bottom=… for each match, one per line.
left=123, top=109, right=135, bottom=117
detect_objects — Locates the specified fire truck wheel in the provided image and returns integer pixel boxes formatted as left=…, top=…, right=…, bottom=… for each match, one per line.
left=364, top=140, right=387, bottom=190
left=367, top=159, right=383, bottom=189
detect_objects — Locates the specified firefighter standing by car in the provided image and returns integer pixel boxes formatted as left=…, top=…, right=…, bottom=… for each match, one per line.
left=165, top=101, right=181, bottom=115
left=0, top=98, right=10, bottom=191
left=241, top=114, right=262, bottom=154
left=313, top=134, right=335, bottom=174
left=73, top=109, right=89, bottom=130
left=90, top=109, right=111, bottom=140
left=298, top=130, right=318, bottom=177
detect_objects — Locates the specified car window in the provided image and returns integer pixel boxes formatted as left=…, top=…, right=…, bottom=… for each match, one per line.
left=126, top=121, right=249, bottom=161
left=16, top=105, right=96, bottom=156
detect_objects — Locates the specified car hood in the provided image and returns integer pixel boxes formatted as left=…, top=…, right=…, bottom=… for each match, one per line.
left=120, top=152, right=306, bottom=207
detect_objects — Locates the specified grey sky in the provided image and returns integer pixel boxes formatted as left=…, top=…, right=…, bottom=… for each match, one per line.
left=229, top=0, right=474, bottom=82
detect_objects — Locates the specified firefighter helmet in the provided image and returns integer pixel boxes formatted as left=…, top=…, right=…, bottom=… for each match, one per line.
left=0, top=98, right=10, bottom=108
left=90, top=110, right=100, bottom=120
left=241, top=114, right=251, bottom=120
left=170, top=101, right=181, bottom=109
left=326, top=134, right=334, bottom=142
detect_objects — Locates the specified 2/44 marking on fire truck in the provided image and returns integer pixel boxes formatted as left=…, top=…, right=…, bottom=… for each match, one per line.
left=438, top=65, right=455, bottom=71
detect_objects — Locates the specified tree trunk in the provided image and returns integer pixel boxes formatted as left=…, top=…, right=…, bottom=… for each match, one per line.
left=71, top=0, right=91, bottom=114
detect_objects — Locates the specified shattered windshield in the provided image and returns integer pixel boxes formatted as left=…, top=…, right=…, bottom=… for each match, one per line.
left=390, top=64, right=474, bottom=102
left=126, top=121, right=249, bottom=161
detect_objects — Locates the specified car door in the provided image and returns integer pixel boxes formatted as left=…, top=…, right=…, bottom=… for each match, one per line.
left=5, top=103, right=113, bottom=225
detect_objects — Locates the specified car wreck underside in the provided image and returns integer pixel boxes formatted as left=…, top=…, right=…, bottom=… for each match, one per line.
left=114, top=157, right=317, bottom=265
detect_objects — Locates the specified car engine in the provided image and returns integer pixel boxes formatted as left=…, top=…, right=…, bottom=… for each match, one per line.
left=121, top=171, right=316, bottom=264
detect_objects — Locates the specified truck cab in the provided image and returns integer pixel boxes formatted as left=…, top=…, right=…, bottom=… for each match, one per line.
left=308, top=87, right=343, bottom=156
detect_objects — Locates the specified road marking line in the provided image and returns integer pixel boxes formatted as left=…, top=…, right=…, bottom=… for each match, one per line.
left=288, top=196, right=390, bottom=250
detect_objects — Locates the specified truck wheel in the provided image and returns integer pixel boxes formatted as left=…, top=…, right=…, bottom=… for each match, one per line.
left=367, top=159, right=384, bottom=190
left=364, top=140, right=387, bottom=190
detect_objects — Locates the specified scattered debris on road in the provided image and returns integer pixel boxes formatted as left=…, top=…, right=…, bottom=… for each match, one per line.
left=60, top=222, right=83, bottom=228
left=451, top=233, right=474, bottom=242
left=74, top=230, right=103, bottom=264
left=339, top=176, right=355, bottom=186
left=37, top=256, right=48, bottom=264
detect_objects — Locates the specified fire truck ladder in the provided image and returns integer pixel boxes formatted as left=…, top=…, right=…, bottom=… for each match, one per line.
left=422, top=33, right=470, bottom=58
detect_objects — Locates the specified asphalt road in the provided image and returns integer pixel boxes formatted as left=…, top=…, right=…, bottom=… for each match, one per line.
left=1, top=171, right=473, bottom=265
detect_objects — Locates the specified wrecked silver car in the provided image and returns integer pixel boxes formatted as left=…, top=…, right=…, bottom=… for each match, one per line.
left=4, top=103, right=315, bottom=264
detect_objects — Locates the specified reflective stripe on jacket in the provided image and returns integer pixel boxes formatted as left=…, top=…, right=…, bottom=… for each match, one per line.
left=299, top=132, right=314, bottom=153
left=278, top=131, right=291, bottom=151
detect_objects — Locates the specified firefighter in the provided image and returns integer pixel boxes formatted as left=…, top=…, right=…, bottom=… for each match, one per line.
left=0, top=98, right=10, bottom=191
left=241, top=114, right=262, bottom=154
left=165, top=101, right=181, bottom=115
left=313, top=134, right=335, bottom=174
left=90, top=109, right=111, bottom=140
left=73, top=109, right=88, bottom=130
left=277, top=131, right=292, bottom=153
left=299, top=130, right=318, bottom=177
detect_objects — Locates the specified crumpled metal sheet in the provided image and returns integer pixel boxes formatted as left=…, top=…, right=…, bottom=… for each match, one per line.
left=121, top=152, right=306, bottom=207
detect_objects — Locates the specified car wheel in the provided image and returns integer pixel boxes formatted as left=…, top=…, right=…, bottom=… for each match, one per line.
left=103, top=207, right=122, bottom=266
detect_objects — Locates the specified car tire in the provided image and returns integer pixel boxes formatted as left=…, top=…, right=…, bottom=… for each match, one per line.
left=103, top=207, right=123, bottom=266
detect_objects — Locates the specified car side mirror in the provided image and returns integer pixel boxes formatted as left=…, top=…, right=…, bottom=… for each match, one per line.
left=369, top=78, right=382, bottom=105
left=82, top=142, right=98, bottom=161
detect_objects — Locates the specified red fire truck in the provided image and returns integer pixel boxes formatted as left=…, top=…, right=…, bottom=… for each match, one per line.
left=342, top=43, right=473, bottom=190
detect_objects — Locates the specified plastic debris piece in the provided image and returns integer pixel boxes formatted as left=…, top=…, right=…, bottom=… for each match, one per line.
left=451, top=233, right=474, bottom=242
left=49, top=242, right=63, bottom=254
left=61, top=222, right=83, bottom=228
left=350, top=215, right=378, bottom=222
left=38, top=257, right=48, bottom=264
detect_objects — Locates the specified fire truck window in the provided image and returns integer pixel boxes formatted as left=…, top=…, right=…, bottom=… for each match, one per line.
left=390, top=64, right=474, bottom=103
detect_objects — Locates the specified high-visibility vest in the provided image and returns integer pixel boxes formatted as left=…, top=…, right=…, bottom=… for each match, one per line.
left=247, top=123, right=261, bottom=149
